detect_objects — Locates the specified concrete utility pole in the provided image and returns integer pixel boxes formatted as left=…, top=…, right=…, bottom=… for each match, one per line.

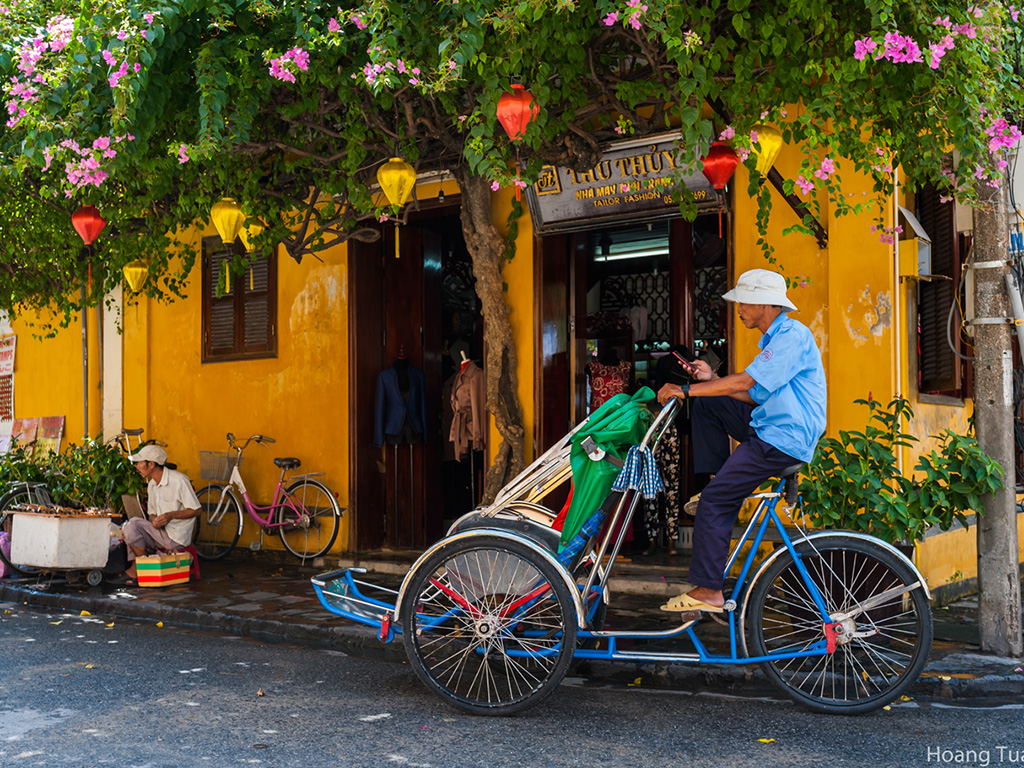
left=972, top=178, right=1023, bottom=657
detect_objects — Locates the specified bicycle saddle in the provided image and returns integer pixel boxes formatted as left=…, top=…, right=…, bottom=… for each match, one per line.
left=779, top=463, right=805, bottom=479
left=273, top=457, right=301, bottom=470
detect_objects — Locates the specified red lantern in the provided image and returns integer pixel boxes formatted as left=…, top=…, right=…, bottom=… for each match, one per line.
left=496, top=84, right=539, bottom=141
left=701, top=141, right=739, bottom=190
left=496, top=84, right=540, bottom=201
left=72, top=205, right=107, bottom=245
left=701, top=142, right=739, bottom=237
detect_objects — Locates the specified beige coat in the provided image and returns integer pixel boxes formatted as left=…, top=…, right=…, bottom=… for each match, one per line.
left=449, top=361, right=486, bottom=460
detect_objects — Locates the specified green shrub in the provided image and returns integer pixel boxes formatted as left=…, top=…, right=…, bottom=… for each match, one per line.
left=798, top=397, right=1004, bottom=544
left=0, top=437, right=144, bottom=511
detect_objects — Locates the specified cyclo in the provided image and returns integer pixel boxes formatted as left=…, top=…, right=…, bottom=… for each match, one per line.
left=312, top=388, right=932, bottom=716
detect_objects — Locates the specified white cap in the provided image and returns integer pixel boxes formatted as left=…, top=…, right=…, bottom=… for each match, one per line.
left=130, top=444, right=167, bottom=465
left=722, top=269, right=797, bottom=311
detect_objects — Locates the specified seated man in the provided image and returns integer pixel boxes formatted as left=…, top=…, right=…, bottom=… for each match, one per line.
left=657, top=268, right=826, bottom=613
left=121, top=445, right=201, bottom=582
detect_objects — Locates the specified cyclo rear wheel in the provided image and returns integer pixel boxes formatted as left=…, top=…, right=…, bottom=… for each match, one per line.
left=747, top=535, right=932, bottom=714
left=400, top=534, right=577, bottom=716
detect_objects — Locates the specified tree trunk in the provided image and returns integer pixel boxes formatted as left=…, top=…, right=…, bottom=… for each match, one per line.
left=972, top=177, right=1023, bottom=657
left=455, top=171, right=526, bottom=503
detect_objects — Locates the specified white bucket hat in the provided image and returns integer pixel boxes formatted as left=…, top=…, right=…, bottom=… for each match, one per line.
left=722, top=269, right=797, bottom=312
left=130, top=444, right=167, bottom=465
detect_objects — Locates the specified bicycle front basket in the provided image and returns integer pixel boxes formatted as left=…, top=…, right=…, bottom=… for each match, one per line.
left=198, top=451, right=240, bottom=482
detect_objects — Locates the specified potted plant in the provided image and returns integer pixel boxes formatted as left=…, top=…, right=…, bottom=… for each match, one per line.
left=798, top=397, right=1004, bottom=550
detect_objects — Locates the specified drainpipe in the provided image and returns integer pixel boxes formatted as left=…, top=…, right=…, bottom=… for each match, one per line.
left=892, top=170, right=903, bottom=475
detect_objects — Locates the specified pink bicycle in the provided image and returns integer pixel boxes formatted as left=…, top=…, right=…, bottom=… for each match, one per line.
left=193, top=433, right=342, bottom=562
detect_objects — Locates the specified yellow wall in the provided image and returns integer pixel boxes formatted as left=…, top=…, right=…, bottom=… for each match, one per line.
left=489, top=186, right=536, bottom=466
left=121, top=228, right=352, bottom=552
left=10, top=306, right=102, bottom=447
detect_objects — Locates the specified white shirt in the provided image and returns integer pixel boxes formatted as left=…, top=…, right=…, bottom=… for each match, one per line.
left=147, top=467, right=201, bottom=547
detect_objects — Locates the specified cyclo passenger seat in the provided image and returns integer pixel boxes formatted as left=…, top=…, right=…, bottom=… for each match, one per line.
left=273, top=458, right=301, bottom=470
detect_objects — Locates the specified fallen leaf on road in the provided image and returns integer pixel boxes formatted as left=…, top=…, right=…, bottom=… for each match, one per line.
left=443, top=718, right=455, bottom=722
left=883, top=706, right=891, bottom=711
left=106, top=623, right=114, bottom=627
left=757, top=738, right=775, bottom=744
left=257, top=688, right=265, bottom=697
left=50, top=620, right=62, bottom=625
left=80, top=610, right=91, bottom=616
left=939, top=676, right=952, bottom=681
left=627, top=677, right=642, bottom=687
left=156, top=622, right=163, bottom=627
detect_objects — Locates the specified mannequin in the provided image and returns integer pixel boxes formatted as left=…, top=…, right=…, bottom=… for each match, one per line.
left=449, top=350, right=485, bottom=461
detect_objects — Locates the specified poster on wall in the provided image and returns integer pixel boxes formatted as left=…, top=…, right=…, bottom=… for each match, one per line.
left=35, top=416, right=65, bottom=457
left=0, top=334, right=15, bottom=453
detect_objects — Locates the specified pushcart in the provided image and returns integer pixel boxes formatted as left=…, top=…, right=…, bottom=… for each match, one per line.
left=313, top=390, right=932, bottom=716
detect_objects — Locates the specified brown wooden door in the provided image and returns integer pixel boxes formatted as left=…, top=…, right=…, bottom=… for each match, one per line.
left=349, top=226, right=443, bottom=551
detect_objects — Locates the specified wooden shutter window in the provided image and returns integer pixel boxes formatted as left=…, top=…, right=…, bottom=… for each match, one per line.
left=202, top=236, right=278, bottom=362
left=916, top=185, right=959, bottom=394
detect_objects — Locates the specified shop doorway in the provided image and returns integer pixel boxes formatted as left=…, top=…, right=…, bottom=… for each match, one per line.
left=349, top=209, right=484, bottom=552
left=535, top=213, right=728, bottom=551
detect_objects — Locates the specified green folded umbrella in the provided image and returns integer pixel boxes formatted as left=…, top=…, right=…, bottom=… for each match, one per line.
left=559, top=387, right=656, bottom=547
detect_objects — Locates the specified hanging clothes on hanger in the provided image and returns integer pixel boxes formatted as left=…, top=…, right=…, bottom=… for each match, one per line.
left=449, top=355, right=486, bottom=461
left=373, top=358, right=429, bottom=447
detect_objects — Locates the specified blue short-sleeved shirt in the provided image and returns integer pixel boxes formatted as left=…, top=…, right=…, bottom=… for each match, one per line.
left=744, top=313, right=827, bottom=462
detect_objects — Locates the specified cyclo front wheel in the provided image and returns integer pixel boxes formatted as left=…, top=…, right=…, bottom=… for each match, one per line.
left=747, top=534, right=932, bottom=715
left=193, top=483, right=243, bottom=561
left=278, top=478, right=341, bottom=560
left=400, top=534, right=577, bottom=716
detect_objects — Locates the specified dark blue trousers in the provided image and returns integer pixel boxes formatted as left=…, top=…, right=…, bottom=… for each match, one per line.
left=687, top=396, right=801, bottom=591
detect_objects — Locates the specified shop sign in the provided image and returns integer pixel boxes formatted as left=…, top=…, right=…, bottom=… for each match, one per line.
left=525, top=133, right=720, bottom=234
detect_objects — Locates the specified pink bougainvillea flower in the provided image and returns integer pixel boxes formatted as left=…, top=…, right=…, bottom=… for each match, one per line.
left=603, top=11, right=618, bottom=26
left=328, top=17, right=341, bottom=33
left=795, top=176, right=814, bottom=195
left=718, top=125, right=735, bottom=140
left=177, top=144, right=189, bottom=164
left=853, top=37, right=877, bottom=60
left=490, top=180, right=500, bottom=191
left=352, top=14, right=367, bottom=30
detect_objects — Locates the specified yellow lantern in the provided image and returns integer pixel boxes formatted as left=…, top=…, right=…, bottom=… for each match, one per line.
left=376, top=157, right=417, bottom=258
left=751, top=124, right=784, bottom=177
left=122, top=259, right=149, bottom=294
left=211, top=198, right=246, bottom=245
left=239, top=219, right=264, bottom=252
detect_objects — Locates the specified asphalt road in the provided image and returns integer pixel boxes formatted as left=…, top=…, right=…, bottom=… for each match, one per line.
left=1, top=603, right=1022, bottom=768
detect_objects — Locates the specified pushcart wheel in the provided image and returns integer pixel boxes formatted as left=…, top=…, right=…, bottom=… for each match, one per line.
left=400, top=535, right=577, bottom=716
left=87, top=570, right=103, bottom=587
left=747, top=535, right=932, bottom=715
left=0, top=493, right=42, bottom=576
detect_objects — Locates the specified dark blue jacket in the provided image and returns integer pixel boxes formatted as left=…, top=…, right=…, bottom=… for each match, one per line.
left=373, top=365, right=429, bottom=446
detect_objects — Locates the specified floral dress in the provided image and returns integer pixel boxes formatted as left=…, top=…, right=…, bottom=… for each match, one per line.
left=588, top=360, right=632, bottom=410
left=644, top=421, right=681, bottom=546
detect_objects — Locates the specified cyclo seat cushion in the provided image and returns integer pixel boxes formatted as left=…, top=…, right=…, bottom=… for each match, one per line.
left=273, top=457, right=301, bottom=470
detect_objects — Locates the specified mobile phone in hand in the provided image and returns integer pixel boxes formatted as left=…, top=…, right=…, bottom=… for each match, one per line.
left=673, top=351, right=698, bottom=377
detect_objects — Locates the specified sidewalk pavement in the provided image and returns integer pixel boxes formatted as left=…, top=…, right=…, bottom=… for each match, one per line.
left=2, top=549, right=1023, bottom=703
